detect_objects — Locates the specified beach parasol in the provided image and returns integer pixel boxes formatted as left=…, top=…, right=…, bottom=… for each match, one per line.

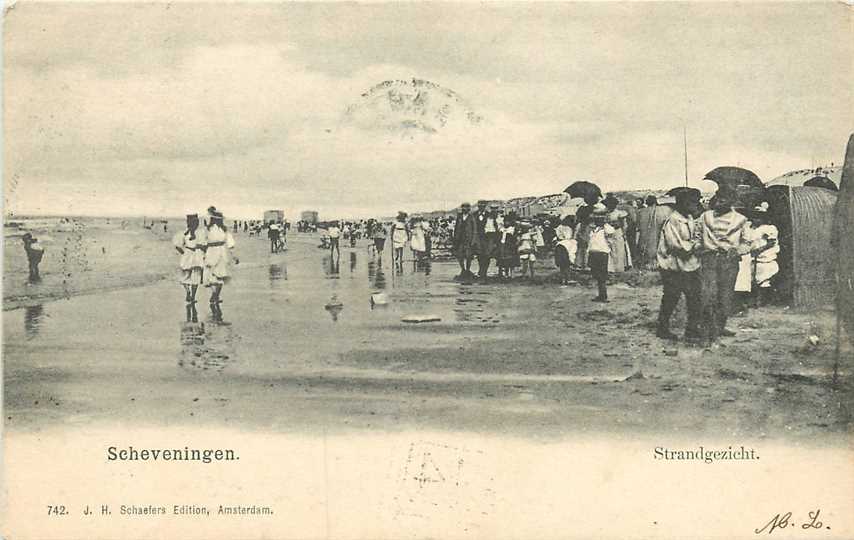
left=703, top=166, right=764, bottom=189
left=804, top=175, right=838, bottom=191
left=704, top=166, right=766, bottom=209
left=564, top=181, right=602, bottom=202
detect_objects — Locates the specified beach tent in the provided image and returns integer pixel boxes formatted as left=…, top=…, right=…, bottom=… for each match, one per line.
left=803, top=175, right=838, bottom=191
left=832, top=134, right=854, bottom=346
left=766, top=185, right=838, bottom=308
left=767, top=166, right=843, bottom=190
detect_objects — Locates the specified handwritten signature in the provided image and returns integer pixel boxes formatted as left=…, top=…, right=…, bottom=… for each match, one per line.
left=755, top=509, right=830, bottom=534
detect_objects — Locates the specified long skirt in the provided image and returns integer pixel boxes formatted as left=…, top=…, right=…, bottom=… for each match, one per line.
left=607, top=229, right=628, bottom=272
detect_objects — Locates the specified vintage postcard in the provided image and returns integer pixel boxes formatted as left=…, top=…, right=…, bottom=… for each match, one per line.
left=2, top=2, right=853, bottom=539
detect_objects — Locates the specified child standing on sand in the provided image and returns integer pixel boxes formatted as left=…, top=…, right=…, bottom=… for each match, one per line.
left=588, top=205, right=615, bottom=302
left=391, top=212, right=409, bottom=268
left=327, top=221, right=341, bottom=258
left=21, top=233, right=44, bottom=283
left=173, top=213, right=207, bottom=305
left=204, top=210, right=238, bottom=318
left=518, top=222, right=537, bottom=278
left=497, top=213, right=519, bottom=280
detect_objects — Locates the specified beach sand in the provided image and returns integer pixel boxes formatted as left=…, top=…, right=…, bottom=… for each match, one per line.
left=3, top=228, right=851, bottom=442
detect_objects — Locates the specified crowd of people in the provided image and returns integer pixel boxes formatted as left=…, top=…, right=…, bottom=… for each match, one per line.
left=337, top=188, right=779, bottom=348
left=163, top=183, right=781, bottom=345
left=544, top=186, right=779, bottom=347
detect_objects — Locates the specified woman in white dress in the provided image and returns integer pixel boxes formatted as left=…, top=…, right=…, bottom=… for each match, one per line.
left=172, top=213, right=207, bottom=305
left=204, top=210, right=238, bottom=315
left=603, top=196, right=630, bottom=272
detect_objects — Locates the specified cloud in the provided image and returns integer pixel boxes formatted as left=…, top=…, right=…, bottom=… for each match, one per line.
left=3, top=2, right=852, bottom=219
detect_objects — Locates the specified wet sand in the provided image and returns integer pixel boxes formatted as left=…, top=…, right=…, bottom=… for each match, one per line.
left=3, top=217, right=183, bottom=310
left=3, top=232, right=852, bottom=443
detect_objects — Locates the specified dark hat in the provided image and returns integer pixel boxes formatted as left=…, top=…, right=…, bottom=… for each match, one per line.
left=674, top=188, right=701, bottom=204
left=461, top=202, right=471, bottom=208
left=477, top=200, right=488, bottom=205
left=715, top=185, right=738, bottom=205
left=186, top=213, right=199, bottom=219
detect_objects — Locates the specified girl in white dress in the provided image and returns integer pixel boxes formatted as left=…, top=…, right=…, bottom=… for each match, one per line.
left=391, top=212, right=409, bottom=268
left=204, top=210, right=238, bottom=314
left=172, top=214, right=207, bottom=305
left=410, top=216, right=427, bottom=261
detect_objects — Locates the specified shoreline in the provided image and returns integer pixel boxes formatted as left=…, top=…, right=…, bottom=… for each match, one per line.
left=3, top=272, right=171, bottom=312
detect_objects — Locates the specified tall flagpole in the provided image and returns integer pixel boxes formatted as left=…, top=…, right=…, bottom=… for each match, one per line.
left=683, top=125, right=689, bottom=187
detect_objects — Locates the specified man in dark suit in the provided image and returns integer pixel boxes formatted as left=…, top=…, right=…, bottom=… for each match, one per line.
left=453, top=202, right=478, bottom=279
left=475, top=201, right=500, bottom=279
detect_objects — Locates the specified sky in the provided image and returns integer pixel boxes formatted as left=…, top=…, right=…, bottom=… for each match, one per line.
left=3, top=2, right=852, bottom=220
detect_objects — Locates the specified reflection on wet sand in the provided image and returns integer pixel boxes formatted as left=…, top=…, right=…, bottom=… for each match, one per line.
left=367, top=260, right=387, bottom=290
left=349, top=252, right=357, bottom=273
left=24, top=304, right=45, bottom=339
left=322, top=254, right=340, bottom=277
left=179, top=319, right=235, bottom=372
left=268, top=263, right=287, bottom=285
left=325, top=294, right=344, bottom=322
left=185, top=302, right=198, bottom=323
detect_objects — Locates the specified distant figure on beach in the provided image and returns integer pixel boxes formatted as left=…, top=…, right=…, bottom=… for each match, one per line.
left=410, top=216, right=428, bottom=262
left=497, top=212, right=519, bottom=279
left=278, top=221, right=288, bottom=251
left=588, top=205, right=615, bottom=302
left=327, top=221, right=341, bottom=258
left=204, top=209, right=238, bottom=319
left=603, top=194, right=631, bottom=272
left=391, top=212, right=409, bottom=268
left=21, top=233, right=44, bottom=283
left=268, top=222, right=281, bottom=253
left=173, top=213, right=207, bottom=311
left=474, top=201, right=496, bottom=279
left=371, top=220, right=387, bottom=261
left=573, top=203, right=593, bottom=270
left=517, top=222, right=537, bottom=278
left=637, top=196, right=672, bottom=270
left=453, top=202, right=477, bottom=279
